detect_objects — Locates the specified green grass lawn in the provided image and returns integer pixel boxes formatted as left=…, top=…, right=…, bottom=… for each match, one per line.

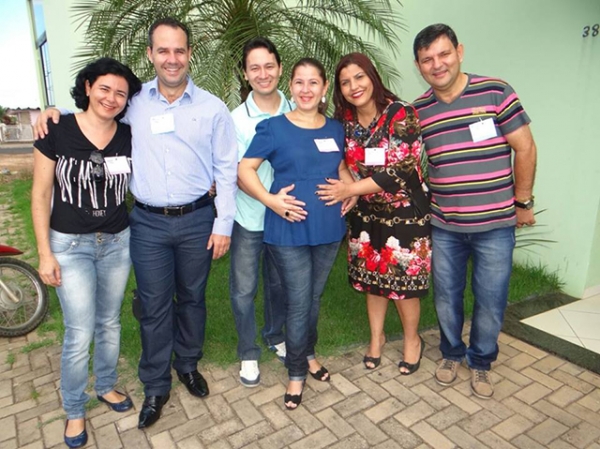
left=1, top=178, right=562, bottom=368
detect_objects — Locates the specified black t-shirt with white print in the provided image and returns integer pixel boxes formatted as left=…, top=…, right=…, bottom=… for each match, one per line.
left=34, top=114, right=132, bottom=234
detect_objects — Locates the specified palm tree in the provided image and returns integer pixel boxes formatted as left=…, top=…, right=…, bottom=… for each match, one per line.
left=71, top=0, right=404, bottom=107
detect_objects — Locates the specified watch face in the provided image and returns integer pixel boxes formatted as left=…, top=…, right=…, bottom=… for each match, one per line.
left=516, top=199, right=534, bottom=210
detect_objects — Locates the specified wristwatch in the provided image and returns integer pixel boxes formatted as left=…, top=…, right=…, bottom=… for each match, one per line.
left=514, top=196, right=534, bottom=210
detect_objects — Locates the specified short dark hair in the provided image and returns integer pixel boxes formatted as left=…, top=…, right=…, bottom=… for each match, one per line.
left=242, top=37, right=281, bottom=71
left=290, top=58, right=328, bottom=115
left=333, top=52, right=398, bottom=121
left=71, top=57, right=142, bottom=121
left=413, top=23, right=459, bottom=61
left=148, top=17, right=191, bottom=48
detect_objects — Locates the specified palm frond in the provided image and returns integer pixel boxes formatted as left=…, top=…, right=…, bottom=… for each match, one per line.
left=71, top=0, right=405, bottom=108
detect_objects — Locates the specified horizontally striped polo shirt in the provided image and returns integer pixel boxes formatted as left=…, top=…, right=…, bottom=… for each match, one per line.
left=413, top=74, right=530, bottom=233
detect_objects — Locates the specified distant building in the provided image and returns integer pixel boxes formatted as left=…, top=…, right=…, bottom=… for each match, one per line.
left=0, top=108, right=40, bottom=143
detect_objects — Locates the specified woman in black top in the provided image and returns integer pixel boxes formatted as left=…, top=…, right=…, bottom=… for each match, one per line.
left=32, top=58, right=141, bottom=449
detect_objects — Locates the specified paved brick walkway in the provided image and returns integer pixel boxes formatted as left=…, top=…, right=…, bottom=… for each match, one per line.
left=2, top=192, right=600, bottom=449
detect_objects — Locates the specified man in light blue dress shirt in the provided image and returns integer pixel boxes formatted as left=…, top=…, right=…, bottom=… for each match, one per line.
left=229, top=38, right=296, bottom=388
left=128, top=18, right=237, bottom=428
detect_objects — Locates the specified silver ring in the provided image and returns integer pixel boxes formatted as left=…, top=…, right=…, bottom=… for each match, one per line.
left=285, top=210, right=290, bottom=217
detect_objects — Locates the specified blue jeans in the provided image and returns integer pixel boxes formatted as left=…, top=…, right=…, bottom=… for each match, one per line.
left=266, top=241, right=341, bottom=380
left=229, top=222, right=285, bottom=361
left=432, top=226, right=515, bottom=370
left=51, top=228, right=131, bottom=419
left=130, top=205, right=214, bottom=396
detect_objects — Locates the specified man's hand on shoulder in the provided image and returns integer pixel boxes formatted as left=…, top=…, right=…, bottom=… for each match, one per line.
left=34, top=108, right=61, bottom=140
left=207, top=234, right=231, bottom=259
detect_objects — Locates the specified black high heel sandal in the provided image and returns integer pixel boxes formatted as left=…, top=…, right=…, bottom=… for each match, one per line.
left=363, top=355, right=381, bottom=370
left=284, top=380, right=305, bottom=410
left=398, top=336, right=425, bottom=376
left=309, top=366, right=330, bottom=382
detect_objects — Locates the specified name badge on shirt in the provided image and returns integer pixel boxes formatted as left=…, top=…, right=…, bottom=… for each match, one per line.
left=104, top=156, right=131, bottom=175
left=314, top=138, right=340, bottom=153
left=150, top=114, right=175, bottom=134
left=365, top=147, right=385, bottom=166
left=469, top=118, right=497, bottom=143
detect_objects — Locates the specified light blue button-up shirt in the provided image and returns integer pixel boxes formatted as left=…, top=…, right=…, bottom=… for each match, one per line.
left=230, top=90, right=292, bottom=231
left=124, top=77, right=238, bottom=236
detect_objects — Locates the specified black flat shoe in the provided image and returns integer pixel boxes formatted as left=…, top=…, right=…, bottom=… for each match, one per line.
left=363, top=355, right=381, bottom=370
left=309, top=366, right=330, bottom=382
left=97, top=390, right=133, bottom=412
left=398, top=336, right=425, bottom=376
left=138, top=393, right=170, bottom=429
left=284, top=381, right=305, bottom=410
left=177, top=370, right=209, bottom=397
left=64, top=419, right=88, bottom=448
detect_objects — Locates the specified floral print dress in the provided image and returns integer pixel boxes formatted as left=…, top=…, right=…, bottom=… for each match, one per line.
left=344, top=100, right=431, bottom=300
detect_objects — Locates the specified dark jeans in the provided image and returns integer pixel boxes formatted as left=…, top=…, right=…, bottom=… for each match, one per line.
left=432, top=226, right=515, bottom=370
left=130, top=205, right=214, bottom=396
left=266, top=241, right=341, bottom=380
left=229, top=222, right=285, bottom=361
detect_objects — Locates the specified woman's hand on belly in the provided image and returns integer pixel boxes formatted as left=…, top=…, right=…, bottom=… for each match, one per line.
left=267, top=184, right=308, bottom=222
left=316, top=178, right=351, bottom=206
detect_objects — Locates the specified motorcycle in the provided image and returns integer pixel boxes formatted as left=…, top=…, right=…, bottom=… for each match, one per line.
left=0, top=244, right=49, bottom=337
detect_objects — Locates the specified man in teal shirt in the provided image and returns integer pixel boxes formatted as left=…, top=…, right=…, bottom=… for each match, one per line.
left=230, top=37, right=300, bottom=387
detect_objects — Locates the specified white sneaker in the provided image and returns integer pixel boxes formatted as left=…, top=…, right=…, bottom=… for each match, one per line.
left=269, top=342, right=286, bottom=363
left=240, top=360, right=260, bottom=388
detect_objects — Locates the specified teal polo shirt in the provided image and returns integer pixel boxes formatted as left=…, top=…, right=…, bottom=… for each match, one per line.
left=231, top=90, right=293, bottom=232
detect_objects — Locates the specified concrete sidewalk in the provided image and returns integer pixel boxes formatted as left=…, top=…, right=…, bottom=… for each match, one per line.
left=2, top=195, right=600, bottom=449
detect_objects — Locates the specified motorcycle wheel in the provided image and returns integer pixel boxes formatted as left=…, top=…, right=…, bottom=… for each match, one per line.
left=0, top=258, right=49, bottom=337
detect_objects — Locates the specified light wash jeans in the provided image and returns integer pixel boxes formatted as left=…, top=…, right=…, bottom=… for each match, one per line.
left=432, top=226, right=515, bottom=370
left=229, top=222, right=285, bottom=361
left=51, top=228, right=131, bottom=419
left=266, top=241, right=341, bottom=380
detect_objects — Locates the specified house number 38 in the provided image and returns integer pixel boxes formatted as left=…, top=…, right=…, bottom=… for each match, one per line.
left=582, top=24, right=599, bottom=37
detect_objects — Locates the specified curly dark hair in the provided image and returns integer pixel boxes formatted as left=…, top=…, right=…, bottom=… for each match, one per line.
left=333, top=53, right=398, bottom=121
left=71, top=57, right=142, bottom=121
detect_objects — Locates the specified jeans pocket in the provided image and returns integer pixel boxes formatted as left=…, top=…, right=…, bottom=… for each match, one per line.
left=49, top=231, right=77, bottom=255
left=114, top=227, right=131, bottom=248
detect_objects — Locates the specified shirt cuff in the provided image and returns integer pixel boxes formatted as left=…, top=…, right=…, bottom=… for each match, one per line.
left=212, top=218, right=234, bottom=237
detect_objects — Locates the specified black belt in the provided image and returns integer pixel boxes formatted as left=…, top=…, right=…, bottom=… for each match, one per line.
left=135, top=193, right=213, bottom=217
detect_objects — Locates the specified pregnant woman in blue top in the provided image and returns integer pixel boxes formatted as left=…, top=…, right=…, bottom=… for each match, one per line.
left=239, top=58, right=356, bottom=409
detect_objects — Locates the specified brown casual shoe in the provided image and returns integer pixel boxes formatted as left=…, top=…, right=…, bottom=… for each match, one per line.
left=435, top=359, right=460, bottom=386
left=470, top=368, right=494, bottom=399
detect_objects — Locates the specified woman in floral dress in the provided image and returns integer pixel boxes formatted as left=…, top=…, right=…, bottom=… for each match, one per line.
left=317, top=53, right=431, bottom=374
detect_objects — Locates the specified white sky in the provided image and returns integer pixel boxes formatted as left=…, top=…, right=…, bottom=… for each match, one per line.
left=0, top=0, right=40, bottom=109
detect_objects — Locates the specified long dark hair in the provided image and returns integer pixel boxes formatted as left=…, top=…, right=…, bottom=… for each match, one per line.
left=290, top=57, right=328, bottom=115
left=333, top=52, right=398, bottom=120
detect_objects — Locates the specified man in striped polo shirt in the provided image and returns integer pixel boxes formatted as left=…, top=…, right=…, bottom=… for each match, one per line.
left=413, top=24, right=537, bottom=399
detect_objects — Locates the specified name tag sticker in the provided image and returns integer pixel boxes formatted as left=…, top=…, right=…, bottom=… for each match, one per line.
left=469, top=118, right=497, bottom=142
left=365, top=147, right=385, bottom=166
left=104, top=156, right=131, bottom=175
left=314, top=138, right=340, bottom=153
left=150, top=113, right=175, bottom=134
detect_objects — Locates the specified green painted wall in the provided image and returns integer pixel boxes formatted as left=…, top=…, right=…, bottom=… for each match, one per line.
left=586, top=201, right=600, bottom=293
left=387, top=0, right=600, bottom=297
left=38, top=0, right=87, bottom=109
left=33, top=0, right=600, bottom=297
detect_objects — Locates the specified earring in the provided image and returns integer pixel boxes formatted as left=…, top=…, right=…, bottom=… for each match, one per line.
left=321, top=96, right=327, bottom=103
